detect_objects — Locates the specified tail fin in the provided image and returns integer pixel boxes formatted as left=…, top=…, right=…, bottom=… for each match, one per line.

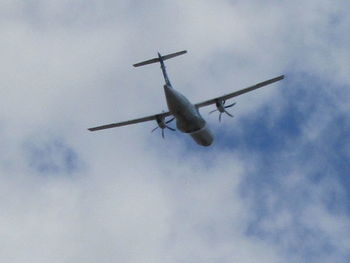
left=133, top=50, right=187, bottom=67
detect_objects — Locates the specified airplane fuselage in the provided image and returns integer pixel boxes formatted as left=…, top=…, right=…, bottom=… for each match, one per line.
left=157, top=51, right=213, bottom=146
left=163, top=84, right=213, bottom=146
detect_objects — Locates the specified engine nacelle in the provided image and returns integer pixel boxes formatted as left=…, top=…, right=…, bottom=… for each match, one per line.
left=189, top=124, right=214, bottom=146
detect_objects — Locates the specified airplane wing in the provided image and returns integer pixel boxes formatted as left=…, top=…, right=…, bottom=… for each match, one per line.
left=89, top=75, right=284, bottom=131
left=195, top=75, right=284, bottom=108
left=88, top=111, right=172, bottom=131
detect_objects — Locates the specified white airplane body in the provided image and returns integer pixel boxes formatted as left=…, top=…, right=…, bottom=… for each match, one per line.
left=89, top=50, right=284, bottom=147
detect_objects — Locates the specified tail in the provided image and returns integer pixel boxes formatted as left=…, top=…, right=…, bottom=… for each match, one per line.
left=133, top=50, right=187, bottom=67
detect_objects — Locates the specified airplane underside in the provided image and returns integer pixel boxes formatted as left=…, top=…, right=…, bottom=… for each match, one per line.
left=88, top=49, right=284, bottom=147
left=163, top=84, right=214, bottom=146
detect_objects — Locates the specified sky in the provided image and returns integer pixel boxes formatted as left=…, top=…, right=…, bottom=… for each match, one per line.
left=0, top=1, right=350, bottom=262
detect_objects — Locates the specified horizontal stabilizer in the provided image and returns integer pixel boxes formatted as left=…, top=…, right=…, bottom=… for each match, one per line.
left=133, top=50, right=187, bottom=67
left=162, top=50, right=187, bottom=60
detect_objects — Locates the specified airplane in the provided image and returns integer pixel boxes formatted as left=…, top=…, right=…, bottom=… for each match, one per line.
left=88, top=50, right=284, bottom=146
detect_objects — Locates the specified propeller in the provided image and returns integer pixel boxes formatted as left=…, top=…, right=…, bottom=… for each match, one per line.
left=151, top=115, right=175, bottom=139
left=209, top=99, right=236, bottom=122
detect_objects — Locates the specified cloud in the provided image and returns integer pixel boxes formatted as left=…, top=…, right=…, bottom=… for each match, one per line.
left=0, top=1, right=349, bottom=263
left=23, top=135, right=81, bottom=175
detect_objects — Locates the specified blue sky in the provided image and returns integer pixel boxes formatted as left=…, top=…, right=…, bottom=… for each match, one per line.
left=0, top=1, right=350, bottom=262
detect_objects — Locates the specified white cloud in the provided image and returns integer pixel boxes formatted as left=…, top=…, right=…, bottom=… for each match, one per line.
left=0, top=1, right=349, bottom=262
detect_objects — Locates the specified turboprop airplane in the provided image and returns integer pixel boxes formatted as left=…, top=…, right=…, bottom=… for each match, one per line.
left=88, top=50, right=284, bottom=146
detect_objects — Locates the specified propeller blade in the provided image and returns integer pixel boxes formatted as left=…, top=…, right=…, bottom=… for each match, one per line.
left=225, top=102, right=236, bottom=108
left=166, top=117, right=175, bottom=124
left=166, top=126, right=175, bottom=131
left=224, top=109, right=233, bottom=117
left=151, top=126, right=159, bottom=132
left=211, top=100, right=236, bottom=121
left=162, top=129, right=165, bottom=139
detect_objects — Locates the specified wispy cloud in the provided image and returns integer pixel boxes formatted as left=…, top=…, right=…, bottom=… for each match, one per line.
left=0, top=1, right=349, bottom=262
left=23, top=135, right=82, bottom=175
